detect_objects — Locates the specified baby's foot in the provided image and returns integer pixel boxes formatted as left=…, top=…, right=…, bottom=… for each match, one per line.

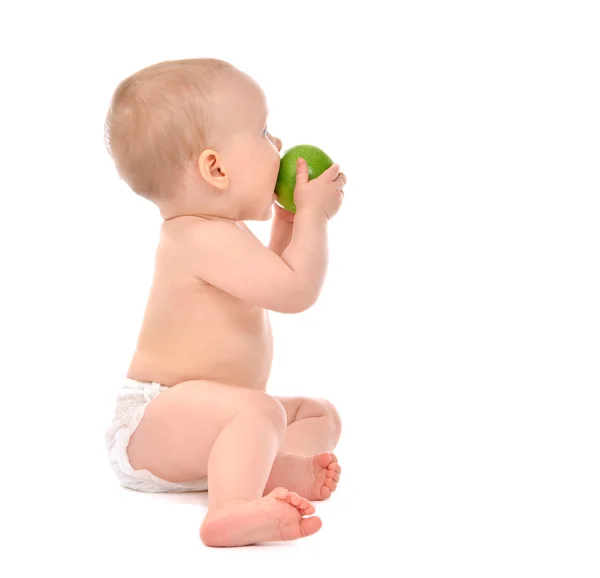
left=264, top=452, right=342, bottom=501
left=200, top=488, right=322, bottom=547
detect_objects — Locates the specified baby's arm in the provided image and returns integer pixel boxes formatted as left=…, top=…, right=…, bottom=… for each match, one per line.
left=187, top=209, right=328, bottom=313
left=267, top=204, right=295, bottom=256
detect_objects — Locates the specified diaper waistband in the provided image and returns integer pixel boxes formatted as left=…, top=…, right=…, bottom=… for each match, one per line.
left=111, top=379, right=168, bottom=422
left=120, top=378, right=167, bottom=401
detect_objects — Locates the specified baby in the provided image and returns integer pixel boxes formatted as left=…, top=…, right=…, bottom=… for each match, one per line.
left=104, top=58, right=346, bottom=547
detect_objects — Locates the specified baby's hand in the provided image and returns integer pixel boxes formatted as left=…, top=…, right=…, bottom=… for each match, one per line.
left=294, top=158, right=346, bottom=220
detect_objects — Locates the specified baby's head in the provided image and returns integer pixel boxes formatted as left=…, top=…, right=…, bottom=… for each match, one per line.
left=105, top=58, right=283, bottom=221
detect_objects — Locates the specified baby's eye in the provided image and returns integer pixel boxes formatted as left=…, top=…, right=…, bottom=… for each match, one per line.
left=262, top=125, right=268, bottom=137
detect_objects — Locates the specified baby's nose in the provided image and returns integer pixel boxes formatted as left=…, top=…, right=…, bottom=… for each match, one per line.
left=275, top=137, right=282, bottom=151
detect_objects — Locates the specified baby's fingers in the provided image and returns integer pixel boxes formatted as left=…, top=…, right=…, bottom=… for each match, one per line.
left=335, top=172, right=347, bottom=186
left=321, top=163, right=340, bottom=181
left=295, top=158, right=309, bottom=185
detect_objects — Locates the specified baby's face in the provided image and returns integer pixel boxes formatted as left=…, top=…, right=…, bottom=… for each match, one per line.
left=211, top=71, right=283, bottom=221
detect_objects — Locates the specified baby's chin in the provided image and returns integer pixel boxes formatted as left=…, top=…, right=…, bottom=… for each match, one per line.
left=241, top=203, right=273, bottom=222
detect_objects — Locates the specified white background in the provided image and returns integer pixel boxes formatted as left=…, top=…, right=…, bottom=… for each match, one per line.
left=2, top=1, right=598, bottom=576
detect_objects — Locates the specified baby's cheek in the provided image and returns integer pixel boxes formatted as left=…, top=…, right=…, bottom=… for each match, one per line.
left=272, top=154, right=281, bottom=175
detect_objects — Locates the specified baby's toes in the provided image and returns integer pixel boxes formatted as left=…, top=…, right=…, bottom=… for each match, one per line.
left=321, top=479, right=337, bottom=499
left=315, top=452, right=335, bottom=469
left=294, top=495, right=315, bottom=515
left=320, top=484, right=332, bottom=500
left=294, top=494, right=314, bottom=515
left=326, top=467, right=341, bottom=483
left=300, top=501, right=316, bottom=515
left=281, top=490, right=315, bottom=515
left=327, top=471, right=340, bottom=484
left=269, top=487, right=290, bottom=500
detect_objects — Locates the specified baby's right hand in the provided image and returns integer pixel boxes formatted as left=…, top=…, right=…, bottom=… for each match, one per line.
left=293, top=158, right=346, bottom=220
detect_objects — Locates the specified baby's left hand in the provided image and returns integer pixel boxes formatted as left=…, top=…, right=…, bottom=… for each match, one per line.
left=273, top=202, right=295, bottom=223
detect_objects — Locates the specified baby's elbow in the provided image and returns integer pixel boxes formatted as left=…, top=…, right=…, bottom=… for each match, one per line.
left=279, top=301, right=313, bottom=315
left=276, top=289, right=318, bottom=314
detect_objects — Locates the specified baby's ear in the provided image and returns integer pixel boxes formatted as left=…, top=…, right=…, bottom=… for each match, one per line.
left=197, top=149, right=229, bottom=190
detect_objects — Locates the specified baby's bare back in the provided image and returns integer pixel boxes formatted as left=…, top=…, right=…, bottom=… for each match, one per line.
left=127, top=220, right=273, bottom=389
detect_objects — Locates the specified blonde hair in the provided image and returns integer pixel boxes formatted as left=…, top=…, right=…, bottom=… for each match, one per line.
left=104, top=58, right=235, bottom=203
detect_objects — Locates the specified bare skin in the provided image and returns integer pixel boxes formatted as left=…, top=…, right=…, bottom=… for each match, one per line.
left=116, top=61, right=347, bottom=547
left=201, top=488, right=323, bottom=547
left=264, top=452, right=341, bottom=501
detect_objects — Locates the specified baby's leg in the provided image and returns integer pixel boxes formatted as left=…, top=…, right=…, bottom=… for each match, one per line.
left=126, top=380, right=322, bottom=546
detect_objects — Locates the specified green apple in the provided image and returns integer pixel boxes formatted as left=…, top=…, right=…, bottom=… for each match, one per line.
left=274, top=144, right=334, bottom=213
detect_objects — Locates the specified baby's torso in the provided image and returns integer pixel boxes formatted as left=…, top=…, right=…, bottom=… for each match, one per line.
left=127, top=220, right=273, bottom=390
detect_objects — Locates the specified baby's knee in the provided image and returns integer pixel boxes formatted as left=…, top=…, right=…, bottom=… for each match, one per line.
left=300, top=397, right=342, bottom=438
left=315, top=398, right=342, bottom=439
left=250, top=393, right=288, bottom=438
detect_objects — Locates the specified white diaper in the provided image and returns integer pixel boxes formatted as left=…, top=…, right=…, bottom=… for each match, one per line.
left=105, top=378, right=208, bottom=493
